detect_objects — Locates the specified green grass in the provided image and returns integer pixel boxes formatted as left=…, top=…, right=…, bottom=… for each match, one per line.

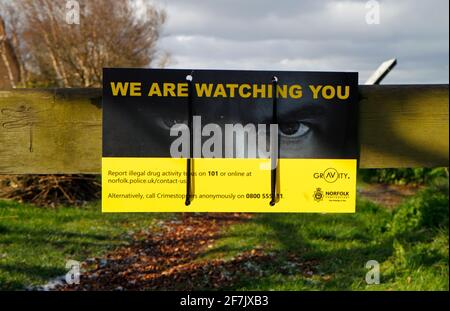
left=202, top=188, right=449, bottom=291
left=0, top=200, right=174, bottom=290
left=0, top=185, right=448, bottom=291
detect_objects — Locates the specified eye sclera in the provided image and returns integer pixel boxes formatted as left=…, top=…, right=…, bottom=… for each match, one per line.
left=159, top=118, right=311, bottom=138
left=279, top=121, right=311, bottom=138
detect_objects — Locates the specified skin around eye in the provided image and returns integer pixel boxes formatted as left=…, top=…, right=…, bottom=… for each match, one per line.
left=160, top=118, right=186, bottom=130
left=279, top=121, right=311, bottom=138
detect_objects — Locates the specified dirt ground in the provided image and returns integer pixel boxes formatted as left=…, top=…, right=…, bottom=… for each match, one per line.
left=358, top=183, right=422, bottom=208
left=56, top=213, right=291, bottom=290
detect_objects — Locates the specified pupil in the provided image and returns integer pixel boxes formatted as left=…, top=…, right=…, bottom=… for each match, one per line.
left=280, top=121, right=300, bottom=135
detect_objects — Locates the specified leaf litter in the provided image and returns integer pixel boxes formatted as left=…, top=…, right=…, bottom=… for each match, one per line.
left=57, top=213, right=318, bottom=290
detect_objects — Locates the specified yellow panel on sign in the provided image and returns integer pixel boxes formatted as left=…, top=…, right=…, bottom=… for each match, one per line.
left=102, top=158, right=357, bottom=213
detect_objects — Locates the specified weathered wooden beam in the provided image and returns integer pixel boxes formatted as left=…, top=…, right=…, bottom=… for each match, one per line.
left=359, top=85, right=448, bottom=168
left=0, top=85, right=448, bottom=174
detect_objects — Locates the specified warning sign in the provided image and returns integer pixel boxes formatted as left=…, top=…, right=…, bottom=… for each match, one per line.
left=102, top=68, right=358, bottom=212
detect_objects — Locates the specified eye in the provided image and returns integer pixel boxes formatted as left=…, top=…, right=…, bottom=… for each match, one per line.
left=162, top=118, right=185, bottom=128
left=279, top=121, right=310, bottom=138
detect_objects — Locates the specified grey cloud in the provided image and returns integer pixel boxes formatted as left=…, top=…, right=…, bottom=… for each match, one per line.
left=155, top=0, right=449, bottom=83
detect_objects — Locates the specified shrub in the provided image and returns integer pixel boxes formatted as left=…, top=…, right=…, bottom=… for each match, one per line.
left=359, top=168, right=448, bottom=185
left=390, top=186, right=449, bottom=235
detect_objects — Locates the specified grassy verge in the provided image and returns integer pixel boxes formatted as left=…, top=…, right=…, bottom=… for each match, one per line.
left=202, top=187, right=449, bottom=290
left=0, top=200, right=174, bottom=290
left=0, top=184, right=447, bottom=291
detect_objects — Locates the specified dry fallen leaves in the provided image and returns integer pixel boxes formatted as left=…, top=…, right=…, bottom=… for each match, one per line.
left=57, top=213, right=317, bottom=291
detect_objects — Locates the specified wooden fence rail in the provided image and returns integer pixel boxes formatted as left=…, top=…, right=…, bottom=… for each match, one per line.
left=0, top=85, right=448, bottom=174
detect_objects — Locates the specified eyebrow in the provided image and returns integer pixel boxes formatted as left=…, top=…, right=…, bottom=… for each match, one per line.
left=278, top=103, right=326, bottom=121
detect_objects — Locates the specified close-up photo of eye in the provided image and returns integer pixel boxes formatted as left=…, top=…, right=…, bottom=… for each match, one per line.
left=161, top=118, right=186, bottom=129
left=279, top=121, right=311, bottom=138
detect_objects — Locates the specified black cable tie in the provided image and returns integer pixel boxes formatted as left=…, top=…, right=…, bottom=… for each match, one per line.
left=270, top=76, right=279, bottom=206
left=185, top=72, right=194, bottom=206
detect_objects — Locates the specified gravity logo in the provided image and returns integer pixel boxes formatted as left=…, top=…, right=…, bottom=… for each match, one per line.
left=313, top=168, right=350, bottom=183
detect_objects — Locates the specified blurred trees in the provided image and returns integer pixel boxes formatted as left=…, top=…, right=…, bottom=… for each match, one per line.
left=0, top=14, right=20, bottom=88
left=0, top=0, right=168, bottom=206
left=0, top=0, right=167, bottom=87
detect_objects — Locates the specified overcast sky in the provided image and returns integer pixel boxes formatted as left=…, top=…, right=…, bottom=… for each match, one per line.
left=155, top=0, right=449, bottom=84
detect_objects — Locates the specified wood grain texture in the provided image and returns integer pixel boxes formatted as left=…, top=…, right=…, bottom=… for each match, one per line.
left=0, top=85, right=448, bottom=173
left=359, top=85, right=448, bottom=168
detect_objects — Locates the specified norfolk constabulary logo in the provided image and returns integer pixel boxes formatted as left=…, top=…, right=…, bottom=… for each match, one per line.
left=313, top=188, right=324, bottom=202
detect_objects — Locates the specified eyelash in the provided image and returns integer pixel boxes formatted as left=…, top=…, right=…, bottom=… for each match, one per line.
left=161, top=118, right=185, bottom=129
left=159, top=119, right=313, bottom=139
left=279, top=121, right=312, bottom=138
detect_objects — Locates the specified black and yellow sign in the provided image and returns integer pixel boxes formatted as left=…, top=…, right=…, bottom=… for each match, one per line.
left=102, top=68, right=358, bottom=212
